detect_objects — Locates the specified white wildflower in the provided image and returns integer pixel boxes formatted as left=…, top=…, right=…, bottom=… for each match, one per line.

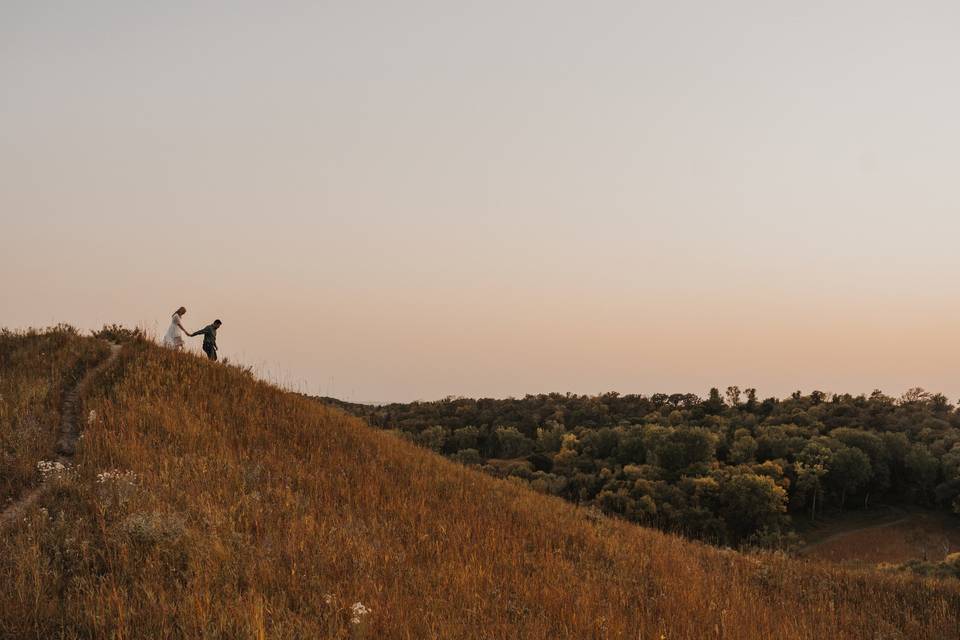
left=87, top=410, right=98, bottom=425
left=96, top=469, right=137, bottom=484
left=350, top=602, right=370, bottom=625
left=36, top=460, right=66, bottom=479
left=323, top=593, right=334, bottom=606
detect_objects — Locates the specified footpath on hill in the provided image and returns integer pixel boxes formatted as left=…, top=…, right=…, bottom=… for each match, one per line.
left=0, top=341, right=121, bottom=528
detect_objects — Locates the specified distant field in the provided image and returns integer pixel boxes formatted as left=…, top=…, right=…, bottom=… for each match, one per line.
left=800, top=508, right=960, bottom=566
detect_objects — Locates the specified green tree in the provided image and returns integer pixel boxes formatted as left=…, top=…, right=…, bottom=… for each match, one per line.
left=792, top=462, right=827, bottom=521
left=826, top=446, right=872, bottom=509
left=581, top=427, right=619, bottom=459
left=416, top=425, right=447, bottom=452
left=452, top=448, right=483, bottom=465
left=725, top=386, right=742, bottom=408
left=494, top=426, right=533, bottom=458
left=905, top=444, right=940, bottom=503
left=756, top=425, right=807, bottom=461
left=829, top=427, right=891, bottom=505
left=713, top=468, right=788, bottom=545
left=704, top=387, right=724, bottom=414
left=645, top=426, right=716, bottom=477
left=448, top=425, right=481, bottom=452
left=535, top=421, right=565, bottom=452
left=729, top=435, right=758, bottom=464
left=614, top=426, right=646, bottom=464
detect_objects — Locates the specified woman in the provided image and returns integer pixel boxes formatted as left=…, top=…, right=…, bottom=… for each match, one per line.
left=162, top=306, right=190, bottom=350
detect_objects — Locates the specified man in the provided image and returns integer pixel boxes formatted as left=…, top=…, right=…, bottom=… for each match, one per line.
left=191, top=319, right=222, bottom=361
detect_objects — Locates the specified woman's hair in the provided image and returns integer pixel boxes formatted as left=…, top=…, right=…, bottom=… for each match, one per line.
left=175, top=306, right=186, bottom=316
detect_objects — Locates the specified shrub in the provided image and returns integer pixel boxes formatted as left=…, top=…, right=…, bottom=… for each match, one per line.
left=92, top=324, right=146, bottom=343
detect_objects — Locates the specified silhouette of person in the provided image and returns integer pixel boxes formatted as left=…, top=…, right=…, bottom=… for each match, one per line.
left=191, top=319, right=222, bottom=361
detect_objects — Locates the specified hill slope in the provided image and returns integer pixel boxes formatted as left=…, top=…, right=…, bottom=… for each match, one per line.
left=0, top=327, right=109, bottom=506
left=2, top=332, right=959, bottom=639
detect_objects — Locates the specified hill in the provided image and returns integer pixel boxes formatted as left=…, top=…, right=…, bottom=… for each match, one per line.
left=324, top=389, right=960, bottom=551
left=2, top=328, right=959, bottom=638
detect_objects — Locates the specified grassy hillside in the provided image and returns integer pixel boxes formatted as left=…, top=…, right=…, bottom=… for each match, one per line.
left=326, top=389, right=960, bottom=551
left=2, top=332, right=959, bottom=639
left=0, top=327, right=109, bottom=505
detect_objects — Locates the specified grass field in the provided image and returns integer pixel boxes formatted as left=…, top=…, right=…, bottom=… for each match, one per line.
left=2, top=330, right=959, bottom=639
left=801, top=507, right=960, bottom=566
left=0, top=327, right=108, bottom=506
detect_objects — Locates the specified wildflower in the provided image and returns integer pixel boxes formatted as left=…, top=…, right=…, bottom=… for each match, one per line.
left=96, top=469, right=137, bottom=484
left=323, top=593, right=334, bottom=606
left=350, top=602, right=370, bottom=625
left=36, top=460, right=66, bottom=479
left=87, top=410, right=97, bottom=425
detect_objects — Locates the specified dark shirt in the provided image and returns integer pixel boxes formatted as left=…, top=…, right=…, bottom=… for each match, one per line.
left=193, top=324, right=218, bottom=350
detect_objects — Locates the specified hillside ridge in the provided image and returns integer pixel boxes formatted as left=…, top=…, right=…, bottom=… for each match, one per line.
left=0, top=339, right=119, bottom=528
left=1, top=331, right=959, bottom=639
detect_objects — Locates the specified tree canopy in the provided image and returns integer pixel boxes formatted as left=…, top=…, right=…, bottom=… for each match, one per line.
left=323, top=387, right=960, bottom=548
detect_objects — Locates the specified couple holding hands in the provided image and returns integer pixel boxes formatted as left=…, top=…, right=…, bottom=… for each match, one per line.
left=162, top=307, right=222, bottom=361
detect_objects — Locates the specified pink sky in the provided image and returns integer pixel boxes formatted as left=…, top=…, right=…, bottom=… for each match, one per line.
left=4, top=1, right=960, bottom=402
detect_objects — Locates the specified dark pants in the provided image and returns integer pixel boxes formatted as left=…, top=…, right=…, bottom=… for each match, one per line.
left=203, top=343, right=218, bottom=361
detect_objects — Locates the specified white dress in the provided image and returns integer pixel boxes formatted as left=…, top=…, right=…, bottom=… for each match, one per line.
left=162, top=313, right=186, bottom=348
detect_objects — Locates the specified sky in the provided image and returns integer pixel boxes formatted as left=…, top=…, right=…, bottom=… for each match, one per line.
left=3, top=1, right=960, bottom=403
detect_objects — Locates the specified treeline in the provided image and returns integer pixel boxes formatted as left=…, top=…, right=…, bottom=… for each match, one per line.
left=322, top=386, right=960, bottom=548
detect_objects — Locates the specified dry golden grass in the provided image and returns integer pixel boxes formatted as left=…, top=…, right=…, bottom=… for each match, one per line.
left=0, top=327, right=108, bottom=505
left=804, top=510, right=960, bottom=566
left=1, top=332, right=959, bottom=639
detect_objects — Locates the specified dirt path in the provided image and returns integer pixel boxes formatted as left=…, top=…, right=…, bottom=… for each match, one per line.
left=0, top=341, right=121, bottom=528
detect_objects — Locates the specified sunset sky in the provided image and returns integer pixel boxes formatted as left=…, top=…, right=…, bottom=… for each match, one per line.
left=4, top=1, right=960, bottom=402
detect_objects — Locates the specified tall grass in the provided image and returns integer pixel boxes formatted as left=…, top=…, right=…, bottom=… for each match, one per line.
left=1, top=332, right=959, bottom=638
left=0, top=326, right=108, bottom=505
